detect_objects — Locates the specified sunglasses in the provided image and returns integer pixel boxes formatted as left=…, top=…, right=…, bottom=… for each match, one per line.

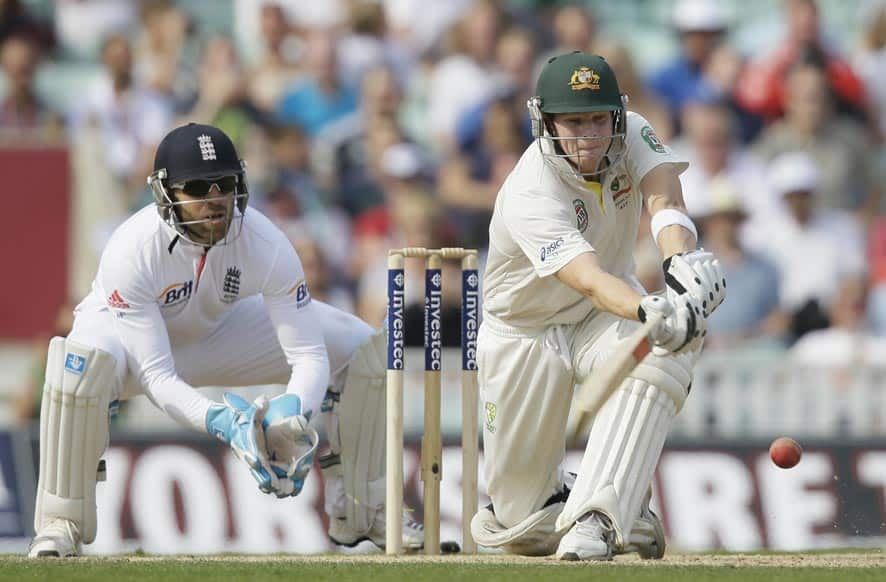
left=172, top=175, right=239, bottom=197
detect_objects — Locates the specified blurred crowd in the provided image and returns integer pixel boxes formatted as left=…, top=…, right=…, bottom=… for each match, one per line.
left=2, top=0, right=885, bottom=366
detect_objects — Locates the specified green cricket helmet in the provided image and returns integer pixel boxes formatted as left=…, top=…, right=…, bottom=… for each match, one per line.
left=527, top=52, right=627, bottom=179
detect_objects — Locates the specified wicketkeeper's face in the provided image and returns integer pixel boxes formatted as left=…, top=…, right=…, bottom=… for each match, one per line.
left=171, top=177, right=237, bottom=245
left=550, top=111, right=614, bottom=175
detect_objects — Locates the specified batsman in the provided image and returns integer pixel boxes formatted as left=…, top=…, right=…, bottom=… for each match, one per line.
left=28, top=123, right=422, bottom=557
left=471, top=52, right=726, bottom=560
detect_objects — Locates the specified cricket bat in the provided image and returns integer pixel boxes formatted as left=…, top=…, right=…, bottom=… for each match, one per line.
left=572, top=312, right=663, bottom=438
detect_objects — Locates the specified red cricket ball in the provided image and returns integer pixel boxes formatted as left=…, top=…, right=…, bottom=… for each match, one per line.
left=769, top=437, right=802, bottom=469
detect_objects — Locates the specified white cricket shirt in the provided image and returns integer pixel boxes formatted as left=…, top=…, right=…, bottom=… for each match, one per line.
left=483, top=112, right=687, bottom=328
left=77, top=205, right=329, bottom=432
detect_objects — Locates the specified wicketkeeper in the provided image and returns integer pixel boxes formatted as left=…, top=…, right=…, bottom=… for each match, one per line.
left=470, top=52, right=726, bottom=560
left=29, top=123, right=422, bottom=557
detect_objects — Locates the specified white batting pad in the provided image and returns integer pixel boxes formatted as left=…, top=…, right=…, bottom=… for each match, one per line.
left=335, top=329, right=388, bottom=535
left=556, top=352, right=693, bottom=548
left=35, top=337, right=117, bottom=543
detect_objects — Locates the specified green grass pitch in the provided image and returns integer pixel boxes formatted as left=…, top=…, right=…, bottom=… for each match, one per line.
left=2, top=551, right=885, bottom=581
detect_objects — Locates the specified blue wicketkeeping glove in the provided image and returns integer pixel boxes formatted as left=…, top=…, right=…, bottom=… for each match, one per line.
left=205, top=393, right=275, bottom=494
left=261, top=394, right=319, bottom=498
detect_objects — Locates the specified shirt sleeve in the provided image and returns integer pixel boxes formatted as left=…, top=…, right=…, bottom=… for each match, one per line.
left=97, top=246, right=214, bottom=433
left=623, top=112, right=688, bottom=184
left=501, top=187, right=594, bottom=278
left=262, top=241, right=330, bottom=415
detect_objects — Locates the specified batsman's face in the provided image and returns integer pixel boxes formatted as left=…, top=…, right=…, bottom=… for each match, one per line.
left=551, top=111, right=613, bottom=175
left=172, top=180, right=236, bottom=245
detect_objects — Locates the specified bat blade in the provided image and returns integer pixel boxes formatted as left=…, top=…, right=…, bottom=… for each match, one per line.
left=573, top=313, right=662, bottom=436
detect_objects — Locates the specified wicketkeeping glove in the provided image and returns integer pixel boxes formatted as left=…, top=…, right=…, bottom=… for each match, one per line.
left=205, top=393, right=275, bottom=493
left=261, top=394, right=319, bottom=498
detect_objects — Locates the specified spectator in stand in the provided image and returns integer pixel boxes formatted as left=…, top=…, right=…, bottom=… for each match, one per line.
left=262, top=124, right=352, bottom=275
left=535, top=4, right=595, bottom=68
left=53, top=0, right=136, bottom=60
left=337, top=0, right=406, bottom=85
left=440, top=26, right=537, bottom=248
left=132, top=0, right=195, bottom=112
left=0, top=0, right=54, bottom=51
left=790, top=276, right=886, bottom=367
left=735, top=0, right=866, bottom=124
left=427, top=0, right=507, bottom=154
left=440, top=95, right=526, bottom=249
left=647, top=0, right=731, bottom=135
left=0, top=35, right=62, bottom=142
left=675, top=99, right=774, bottom=248
left=282, top=231, right=355, bottom=314
left=594, top=38, right=673, bottom=141
left=71, top=34, right=173, bottom=209
left=752, top=62, right=876, bottom=214
left=852, top=0, right=886, bottom=140
left=276, top=28, right=358, bottom=136
left=697, top=177, right=786, bottom=349
left=182, top=35, right=267, bottom=152
left=247, top=3, right=301, bottom=115
left=313, top=63, right=404, bottom=216
left=351, top=142, right=457, bottom=327
left=761, top=151, right=867, bottom=341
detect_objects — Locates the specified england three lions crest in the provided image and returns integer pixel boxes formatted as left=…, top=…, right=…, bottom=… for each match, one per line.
left=222, top=266, right=241, bottom=303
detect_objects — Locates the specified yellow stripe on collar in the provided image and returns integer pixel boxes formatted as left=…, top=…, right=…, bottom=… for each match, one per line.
left=584, top=181, right=604, bottom=213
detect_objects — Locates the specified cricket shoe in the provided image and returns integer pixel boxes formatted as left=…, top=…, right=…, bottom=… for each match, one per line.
left=28, top=518, right=81, bottom=558
left=556, top=511, right=614, bottom=561
left=623, top=499, right=666, bottom=559
left=329, top=509, right=425, bottom=552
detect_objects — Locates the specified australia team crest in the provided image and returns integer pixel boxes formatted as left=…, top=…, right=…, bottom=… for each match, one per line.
left=574, top=198, right=589, bottom=233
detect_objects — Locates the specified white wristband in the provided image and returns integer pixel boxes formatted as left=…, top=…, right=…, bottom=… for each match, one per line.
left=650, top=209, right=697, bottom=247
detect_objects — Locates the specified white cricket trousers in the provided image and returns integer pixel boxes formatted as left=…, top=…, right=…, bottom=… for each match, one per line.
left=477, top=311, right=638, bottom=528
left=68, top=296, right=374, bottom=400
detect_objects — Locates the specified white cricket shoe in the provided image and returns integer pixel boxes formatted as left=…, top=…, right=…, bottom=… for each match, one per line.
left=556, top=511, right=614, bottom=561
left=368, top=508, right=425, bottom=550
left=28, top=519, right=81, bottom=558
left=329, top=509, right=425, bottom=551
left=625, top=500, right=666, bottom=559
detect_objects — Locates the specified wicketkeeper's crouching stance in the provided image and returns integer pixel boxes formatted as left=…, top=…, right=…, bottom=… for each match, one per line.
left=29, top=123, right=422, bottom=557
left=469, top=52, right=726, bottom=560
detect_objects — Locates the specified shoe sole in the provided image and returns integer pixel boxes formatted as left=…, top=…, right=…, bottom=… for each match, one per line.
left=329, top=535, right=426, bottom=552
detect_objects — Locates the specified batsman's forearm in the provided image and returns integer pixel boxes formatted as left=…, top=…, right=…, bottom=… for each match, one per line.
left=656, top=223, right=697, bottom=258
left=581, top=271, right=644, bottom=321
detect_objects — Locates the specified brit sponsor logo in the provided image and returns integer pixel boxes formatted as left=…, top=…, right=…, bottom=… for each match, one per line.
left=159, top=280, right=193, bottom=307
left=295, top=281, right=311, bottom=308
left=64, top=353, right=86, bottom=375
left=387, top=269, right=405, bottom=370
left=540, top=238, right=564, bottom=262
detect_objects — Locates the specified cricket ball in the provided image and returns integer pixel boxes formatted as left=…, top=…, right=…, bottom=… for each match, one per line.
left=769, top=437, right=802, bottom=469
